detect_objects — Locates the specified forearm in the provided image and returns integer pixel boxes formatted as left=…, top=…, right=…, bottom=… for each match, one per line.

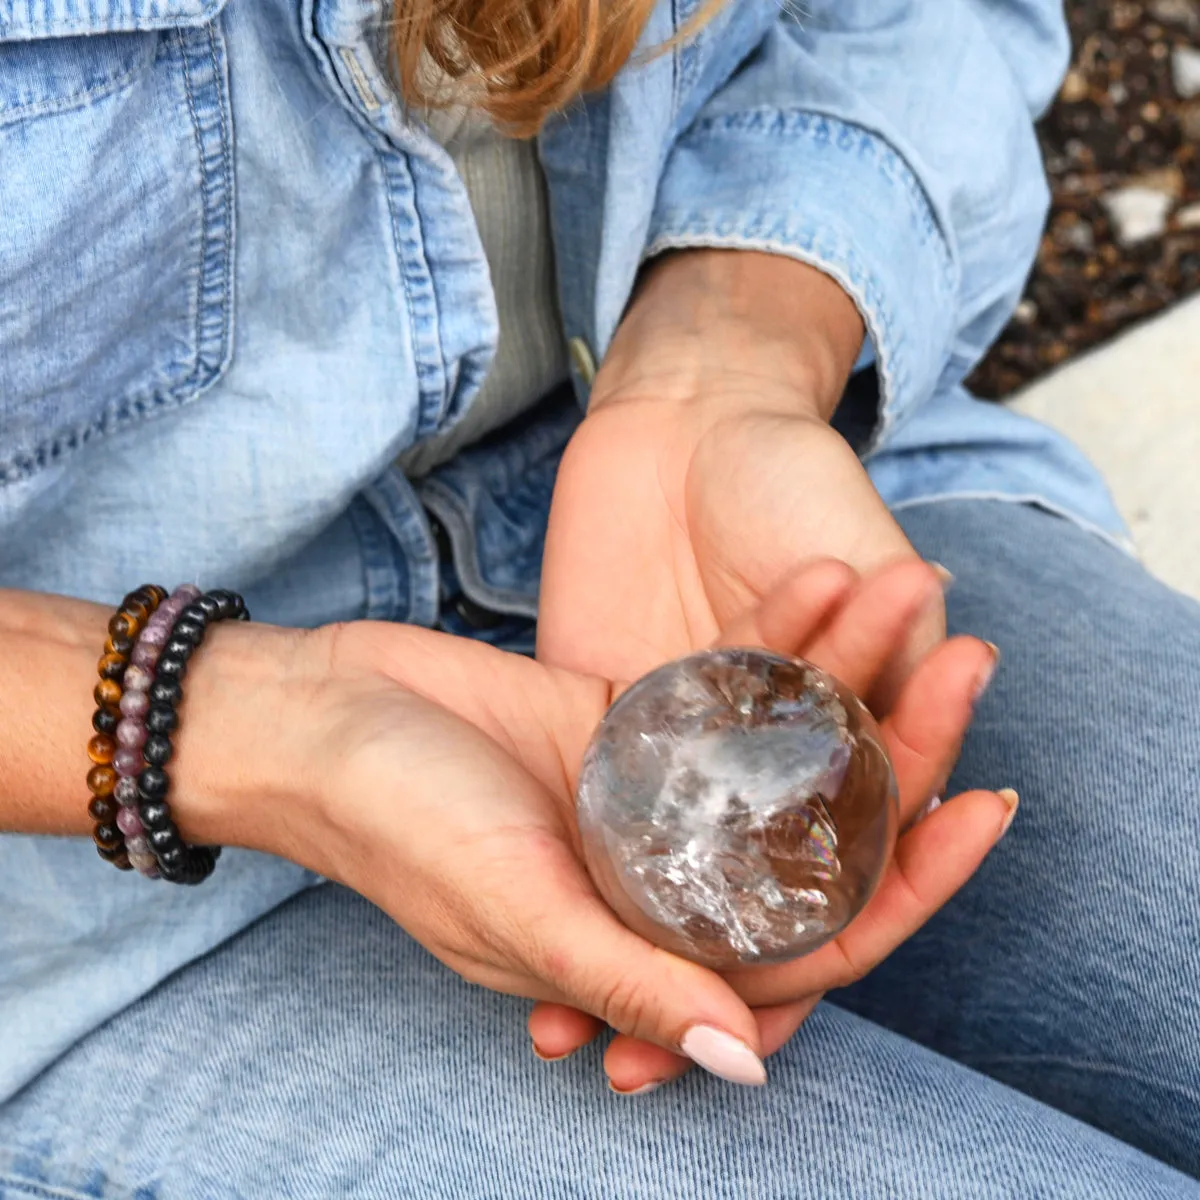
left=594, top=249, right=865, bottom=422
left=0, top=590, right=312, bottom=853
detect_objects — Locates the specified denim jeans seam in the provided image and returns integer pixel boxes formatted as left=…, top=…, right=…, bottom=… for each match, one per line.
left=964, top=1055, right=1200, bottom=1109
left=886, top=492, right=1136, bottom=556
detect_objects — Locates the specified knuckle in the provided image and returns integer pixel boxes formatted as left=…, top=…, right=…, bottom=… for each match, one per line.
left=595, top=969, right=657, bottom=1039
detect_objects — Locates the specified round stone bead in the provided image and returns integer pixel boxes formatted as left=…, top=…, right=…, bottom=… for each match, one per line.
left=163, top=635, right=194, bottom=661
left=148, top=826, right=179, bottom=853
left=138, top=799, right=171, bottom=830
left=140, top=621, right=171, bottom=648
left=92, top=706, right=121, bottom=736
left=171, top=618, right=206, bottom=645
left=149, top=679, right=183, bottom=708
left=122, top=663, right=153, bottom=693
left=156, top=844, right=186, bottom=872
left=576, top=648, right=898, bottom=970
left=145, top=705, right=178, bottom=736
left=178, top=604, right=210, bottom=627
left=104, top=633, right=134, bottom=658
left=137, top=767, right=169, bottom=800
left=86, top=765, right=117, bottom=797
left=130, top=641, right=160, bottom=670
left=114, top=776, right=141, bottom=806
left=86, top=734, right=115, bottom=765
left=115, top=719, right=148, bottom=750
left=193, top=594, right=221, bottom=620
left=112, top=746, right=144, bottom=777
left=119, top=689, right=150, bottom=719
left=155, top=655, right=187, bottom=682
left=119, top=594, right=153, bottom=620
left=88, top=796, right=116, bottom=823
left=92, top=822, right=122, bottom=852
left=107, top=612, right=140, bottom=640
left=142, top=734, right=172, bottom=767
left=116, top=806, right=145, bottom=838
left=97, top=652, right=127, bottom=682
left=93, top=679, right=122, bottom=708
left=128, top=850, right=159, bottom=876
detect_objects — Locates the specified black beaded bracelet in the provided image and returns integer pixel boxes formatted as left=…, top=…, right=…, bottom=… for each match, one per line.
left=136, top=587, right=249, bottom=886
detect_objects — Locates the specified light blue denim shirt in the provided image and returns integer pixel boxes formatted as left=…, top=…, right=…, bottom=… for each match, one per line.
left=0, top=0, right=1124, bottom=1097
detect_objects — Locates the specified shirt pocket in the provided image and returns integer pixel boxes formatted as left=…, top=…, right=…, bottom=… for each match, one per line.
left=0, top=1, right=234, bottom=486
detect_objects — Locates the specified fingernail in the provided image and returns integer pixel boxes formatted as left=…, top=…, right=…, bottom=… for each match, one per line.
left=974, top=642, right=1001, bottom=703
left=679, top=1025, right=767, bottom=1086
left=533, top=1044, right=574, bottom=1063
left=996, top=788, right=1020, bottom=838
left=929, top=562, right=955, bottom=589
left=609, top=1079, right=665, bottom=1096
left=913, top=793, right=943, bottom=824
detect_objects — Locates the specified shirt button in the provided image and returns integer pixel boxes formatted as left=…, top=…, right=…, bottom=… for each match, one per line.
left=568, top=336, right=597, bottom=385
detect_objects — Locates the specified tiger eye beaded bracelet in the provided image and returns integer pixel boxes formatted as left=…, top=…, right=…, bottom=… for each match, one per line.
left=89, top=585, right=248, bottom=884
left=87, top=585, right=168, bottom=871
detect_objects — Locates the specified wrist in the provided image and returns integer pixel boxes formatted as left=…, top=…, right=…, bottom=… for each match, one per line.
left=592, top=249, right=865, bottom=423
left=168, top=620, right=333, bottom=861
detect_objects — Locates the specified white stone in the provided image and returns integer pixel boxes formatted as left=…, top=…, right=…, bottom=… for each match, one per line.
left=1011, top=296, right=1200, bottom=601
left=1102, top=186, right=1174, bottom=246
left=1176, top=202, right=1200, bottom=229
left=1171, top=45, right=1200, bottom=99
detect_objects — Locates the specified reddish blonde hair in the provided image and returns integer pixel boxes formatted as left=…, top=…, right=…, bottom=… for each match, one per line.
left=389, top=0, right=719, bottom=136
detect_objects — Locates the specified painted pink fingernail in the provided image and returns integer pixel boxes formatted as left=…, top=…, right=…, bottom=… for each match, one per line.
left=929, top=562, right=955, bottom=589
left=974, top=642, right=1001, bottom=703
left=533, top=1044, right=574, bottom=1063
left=679, top=1026, right=767, bottom=1087
left=609, top=1079, right=665, bottom=1096
left=997, top=788, right=1020, bottom=838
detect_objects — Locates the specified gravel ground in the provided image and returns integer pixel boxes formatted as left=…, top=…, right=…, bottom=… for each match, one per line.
left=969, top=0, right=1200, bottom=399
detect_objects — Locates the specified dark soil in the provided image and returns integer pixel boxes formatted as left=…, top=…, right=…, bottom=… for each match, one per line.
left=968, top=0, right=1200, bottom=398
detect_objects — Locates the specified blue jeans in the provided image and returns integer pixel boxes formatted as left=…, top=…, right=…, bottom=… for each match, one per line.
left=2, top=500, right=1198, bottom=1199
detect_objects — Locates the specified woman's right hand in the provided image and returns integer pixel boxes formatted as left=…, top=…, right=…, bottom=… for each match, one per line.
left=175, top=559, right=1008, bottom=1087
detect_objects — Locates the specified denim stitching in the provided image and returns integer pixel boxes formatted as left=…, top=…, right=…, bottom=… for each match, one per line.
left=0, top=1, right=227, bottom=38
left=0, top=60, right=147, bottom=126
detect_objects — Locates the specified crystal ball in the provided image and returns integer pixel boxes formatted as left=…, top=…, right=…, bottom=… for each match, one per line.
left=576, top=648, right=898, bottom=969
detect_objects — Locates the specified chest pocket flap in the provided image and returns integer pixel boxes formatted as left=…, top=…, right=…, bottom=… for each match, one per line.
left=0, top=0, right=235, bottom=487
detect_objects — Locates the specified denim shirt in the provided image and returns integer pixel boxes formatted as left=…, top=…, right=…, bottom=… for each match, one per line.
left=0, top=0, right=1126, bottom=1097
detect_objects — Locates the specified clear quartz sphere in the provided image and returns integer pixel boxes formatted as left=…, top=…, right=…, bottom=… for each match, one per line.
left=576, top=648, right=899, bottom=969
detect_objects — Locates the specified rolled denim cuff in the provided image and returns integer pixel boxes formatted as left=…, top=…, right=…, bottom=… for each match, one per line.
left=646, top=111, right=958, bottom=451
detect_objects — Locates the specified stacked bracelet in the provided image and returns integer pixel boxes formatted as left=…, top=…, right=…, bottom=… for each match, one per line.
left=89, top=585, right=248, bottom=885
left=111, top=584, right=202, bottom=876
left=87, top=585, right=168, bottom=871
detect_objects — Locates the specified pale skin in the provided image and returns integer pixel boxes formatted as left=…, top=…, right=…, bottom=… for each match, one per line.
left=0, top=252, right=1013, bottom=1093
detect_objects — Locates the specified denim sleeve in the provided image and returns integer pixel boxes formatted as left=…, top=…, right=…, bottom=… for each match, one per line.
left=647, top=0, right=1069, bottom=445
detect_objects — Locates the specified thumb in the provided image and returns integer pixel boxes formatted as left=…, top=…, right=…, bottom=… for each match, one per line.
left=532, top=894, right=768, bottom=1086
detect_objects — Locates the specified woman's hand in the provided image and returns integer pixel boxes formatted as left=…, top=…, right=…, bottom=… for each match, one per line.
left=538, top=250, right=939, bottom=709
left=528, top=560, right=1007, bottom=1093
left=178, top=559, right=1007, bottom=1089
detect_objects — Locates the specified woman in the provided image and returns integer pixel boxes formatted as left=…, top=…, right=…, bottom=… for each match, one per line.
left=1, top=0, right=1198, bottom=1194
